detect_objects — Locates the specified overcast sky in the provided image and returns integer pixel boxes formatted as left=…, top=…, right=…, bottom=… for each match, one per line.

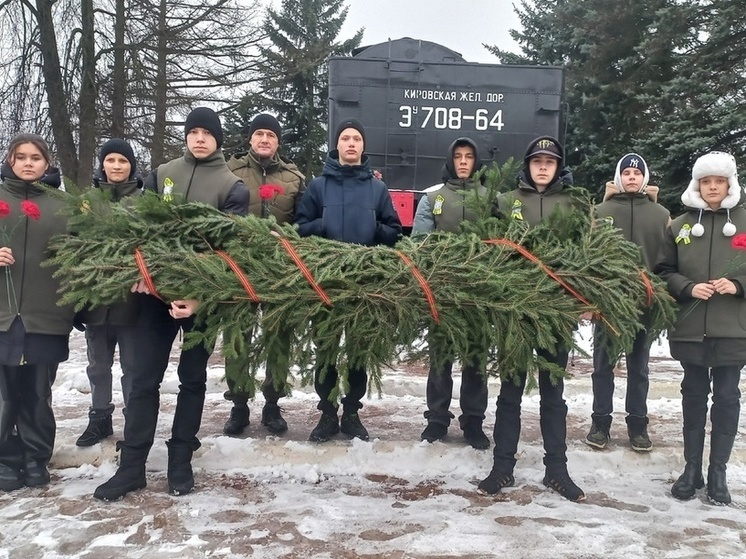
left=258, top=1, right=522, bottom=63
left=339, top=0, right=521, bottom=62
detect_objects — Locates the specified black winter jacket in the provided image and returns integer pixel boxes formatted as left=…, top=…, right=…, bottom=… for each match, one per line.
left=295, top=151, right=402, bottom=246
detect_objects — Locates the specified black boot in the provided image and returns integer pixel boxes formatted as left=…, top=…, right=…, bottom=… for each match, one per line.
left=0, top=433, right=24, bottom=492
left=76, top=410, right=114, bottom=447
left=626, top=415, right=653, bottom=452
left=167, top=440, right=195, bottom=496
left=671, top=429, right=705, bottom=500
left=585, top=414, right=611, bottom=450
left=477, top=467, right=515, bottom=495
left=222, top=403, right=250, bottom=436
left=93, top=444, right=147, bottom=501
left=0, top=463, right=23, bottom=492
left=261, top=403, right=288, bottom=434
left=707, top=432, right=735, bottom=505
left=309, top=413, right=340, bottom=442
left=461, top=417, right=490, bottom=450
left=23, top=461, right=51, bottom=487
left=340, top=412, right=369, bottom=441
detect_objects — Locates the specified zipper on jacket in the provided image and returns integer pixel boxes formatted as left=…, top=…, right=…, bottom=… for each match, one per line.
left=17, top=193, right=29, bottom=317
left=703, top=212, right=716, bottom=336
left=183, top=162, right=198, bottom=201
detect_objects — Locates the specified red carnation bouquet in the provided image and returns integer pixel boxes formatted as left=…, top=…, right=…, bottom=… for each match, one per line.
left=258, top=184, right=284, bottom=218
left=0, top=199, right=42, bottom=313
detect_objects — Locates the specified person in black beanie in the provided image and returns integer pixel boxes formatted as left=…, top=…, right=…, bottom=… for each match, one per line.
left=247, top=113, right=282, bottom=141
left=296, top=118, right=401, bottom=443
left=479, top=136, right=586, bottom=502
left=334, top=118, right=366, bottom=153
left=223, top=113, right=304, bottom=437
left=184, top=107, right=224, bottom=148
left=76, top=139, right=143, bottom=447
left=94, top=108, right=248, bottom=501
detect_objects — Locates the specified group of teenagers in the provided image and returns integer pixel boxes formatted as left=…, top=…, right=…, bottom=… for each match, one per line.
left=0, top=106, right=742, bottom=508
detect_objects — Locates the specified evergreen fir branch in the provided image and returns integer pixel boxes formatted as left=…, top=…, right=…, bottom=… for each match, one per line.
left=47, top=190, right=678, bottom=394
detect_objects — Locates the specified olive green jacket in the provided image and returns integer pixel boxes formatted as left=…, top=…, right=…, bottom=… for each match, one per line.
left=227, top=149, right=304, bottom=224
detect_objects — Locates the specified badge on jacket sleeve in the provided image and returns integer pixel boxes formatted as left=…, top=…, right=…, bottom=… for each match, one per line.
left=163, top=178, right=174, bottom=202
left=675, top=224, right=692, bottom=245
left=432, top=195, right=445, bottom=216
left=511, top=199, right=524, bottom=220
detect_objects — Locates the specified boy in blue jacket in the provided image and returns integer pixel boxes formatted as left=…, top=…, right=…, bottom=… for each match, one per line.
left=296, top=118, right=402, bottom=442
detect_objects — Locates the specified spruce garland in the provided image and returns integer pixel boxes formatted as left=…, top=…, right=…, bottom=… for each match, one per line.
left=47, top=175, right=676, bottom=396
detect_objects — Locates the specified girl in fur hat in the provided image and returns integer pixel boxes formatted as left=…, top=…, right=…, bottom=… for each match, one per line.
left=655, top=151, right=746, bottom=505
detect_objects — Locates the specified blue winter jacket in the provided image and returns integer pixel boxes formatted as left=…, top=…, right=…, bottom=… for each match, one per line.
left=295, top=151, right=402, bottom=246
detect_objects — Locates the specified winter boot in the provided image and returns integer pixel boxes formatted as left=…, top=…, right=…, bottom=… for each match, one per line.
left=76, top=409, right=114, bottom=447
left=626, top=415, right=653, bottom=452
left=166, top=440, right=195, bottom=497
left=0, top=463, right=23, bottom=492
left=222, top=403, right=250, bottom=436
left=421, top=422, right=448, bottom=443
left=585, top=414, right=611, bottom=450
left=261, top=403, right=288, bottom=434
left=309, top=413, right=340, bottom=443
left=543, top=470, right=586, bottom=502
left=671, top=429, right=705, bottom=500
left=707, top=432, right=735, bottom=505
left=340, top=412, right=370, bottom=441
left=23, top=461, right=50, bottom=487
left=93, top=445, right=147, bottom=501
left=477, top=467, right=515, bottom=495
left=461, top=417, right=490, bottom=450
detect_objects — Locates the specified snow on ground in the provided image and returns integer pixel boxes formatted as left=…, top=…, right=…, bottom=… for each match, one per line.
left=1, top=326, right=745, bottom=558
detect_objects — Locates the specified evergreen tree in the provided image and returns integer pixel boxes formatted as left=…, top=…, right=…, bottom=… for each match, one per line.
left=229, top=0, right=362, bottom=177
left=487, top=0, right=746, bottom=212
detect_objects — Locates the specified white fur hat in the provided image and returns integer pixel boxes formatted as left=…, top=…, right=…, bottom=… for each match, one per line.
left=681, top=151, right=740, bottom=210
left=614, top=153, right=650, bottom=192
left=681, top=151, right=740, bottom=237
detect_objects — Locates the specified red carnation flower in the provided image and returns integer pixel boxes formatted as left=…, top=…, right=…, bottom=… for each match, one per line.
left=258, top=184, right=284, bottom=200
left=0, top=201, right=10, bottom=219
left=732, top=233, right=746, bottom=250
left=20, top=200, right=41, bottom=220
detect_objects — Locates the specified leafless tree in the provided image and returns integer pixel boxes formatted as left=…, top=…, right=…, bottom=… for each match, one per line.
left=0, top=0, right=264, bottom=182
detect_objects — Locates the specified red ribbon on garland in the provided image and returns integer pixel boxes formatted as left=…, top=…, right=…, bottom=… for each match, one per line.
left=395, top=250, right=440, bottom=324
left=216, top=250, right=261, bottom=304
left=134, top=247, right=163, bottom=301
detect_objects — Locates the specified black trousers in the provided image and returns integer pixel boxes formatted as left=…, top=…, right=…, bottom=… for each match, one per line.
left=0, top=363, right=58, bottom=468
left=314, top=364, right=367, bottom=416
left=424, top=357, right=488, bottom=427
left=84, top=323, right=138, bottom=412
left=492, top=347, right=569, bottom=474
left=591, top=327, right=651, bottom=418
left=119, top=295, right=211, bottom=458
left=680, top=363, right=741, bottom=437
